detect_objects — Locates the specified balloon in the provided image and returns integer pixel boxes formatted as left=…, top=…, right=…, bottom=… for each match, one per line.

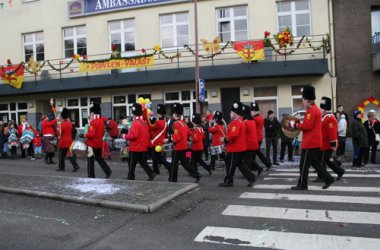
left=138, top=97, right=145, bottom=105
left=155, top=145, right=162, bottom=152
left=144, top=98, right=151, bottom=104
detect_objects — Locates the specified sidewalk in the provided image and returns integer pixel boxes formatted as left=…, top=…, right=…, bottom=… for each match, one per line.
left=0, top=174, right=198, bottom=213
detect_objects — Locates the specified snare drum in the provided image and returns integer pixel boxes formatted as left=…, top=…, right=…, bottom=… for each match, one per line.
left=210, top=145, right=225, bottom=155
left=113, top=138, right=127, bottom=149
left=162, top=143, right=174, bottom=152
left=71, top=141, right=87, bottom=156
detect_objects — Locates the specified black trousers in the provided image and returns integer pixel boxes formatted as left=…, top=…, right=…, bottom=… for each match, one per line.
left=254, top=141, right=271, bottom=168
left=297, top=148, right=334, bottom=188
left=127, top=151, right=154, bottom=180
left=353, top=147, right=367, bottom=166
left=169, top=150, right=200, bottom=182
left=87, top=148, right=112, bottom=178
left=364, top=143, right=378, bottom=164
left=58, top=148, right=80, bottom=170
left=320, top=150, right=345, bottom=176
left=265, top=137, right=278, bottom=164
left=203, top=146, right=209, bottom=161
left=280, top=141, right=293, bottom=161
left=210, top=153, right=226, bottom=169
left=246, top=150, right=261, bottom=172
left=223, top=152, right=256, bottom=184
left=337, top=136, right=346, bottom=157
left=192, top=150, right=211, bottom=173
left=152, top=150, right=171, bottom=172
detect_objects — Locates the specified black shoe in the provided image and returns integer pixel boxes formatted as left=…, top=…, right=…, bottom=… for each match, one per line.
left=148, top=173, right=156, bottom=181
left=208, top=170, right=213, bottom=176
left=273, top=162, right=280, bottom=166
left=72, top=167, right=80, bottom=172
left=257, top=168, right=263, bottom=176
left=247, top=182, right=254, bottom=187
left=291, top=186, right=308, bottom=190
left=312, top=178, right=324, bottom=183
left=371, top=161, right=377, bottom=164
left=49, top=159, right=57, bottom=164
left=219, top=182, right=233, bottom=187
left=55, top=169, right=65, bottom=171
left=322, top=181, right=334, bottom=189
left=266, top=164, right=272, bottom=171
left=105, top=171, right=112, bottom=179
left=195, top=176, right=201, bottom=183
left=336, top=171, right=345, bottom=181
left=153, top=169, right=160, bottom=175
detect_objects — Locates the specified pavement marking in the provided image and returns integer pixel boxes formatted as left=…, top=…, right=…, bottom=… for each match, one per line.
left=269, top=173, right=380, bottom=178
left=264, top=177, right=297, bottom=182
left=194, top=226, right=380, bottom=250
left=253, top=184, right=380, bottom=193
left=223, top=205, right=380, bottom=225
left=274, top=169, right=380, bottom=173
left=240, top=192, right=380, bottom=204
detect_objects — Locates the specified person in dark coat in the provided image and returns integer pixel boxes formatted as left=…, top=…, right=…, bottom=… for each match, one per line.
left=363, top=110, right=380, bottom=164
left=351, top=110, right=369, bottom=167
left=279, top=114, right=294, bottom=162
left=201, top=115, right=211, bottom=161
left=264, top=110, right=281, bottom=165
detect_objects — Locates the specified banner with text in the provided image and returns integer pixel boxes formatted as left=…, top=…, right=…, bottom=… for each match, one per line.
left=79, top=56, right=154, bottom=72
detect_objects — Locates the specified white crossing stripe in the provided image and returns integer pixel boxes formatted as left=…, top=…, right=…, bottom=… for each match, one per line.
left=269, top=173, right=380, bottom=178
left=264, top=177, right=296, bottom=181
left=240, top=192, right=380, bottom=204
left=274, top=169, right=380, bottom=173
left=223, top=205, right=380, bottom=225
left=253, top=184, right=380, bottom=193
left=194, top=226, right=380, bottom=250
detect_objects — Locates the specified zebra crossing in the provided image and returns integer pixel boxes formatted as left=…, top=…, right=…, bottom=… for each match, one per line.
left=194, top=167, right=380, bottom=249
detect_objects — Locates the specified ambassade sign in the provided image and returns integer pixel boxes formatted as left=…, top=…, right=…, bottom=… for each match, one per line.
left=68, top=0, right=187, bottom=17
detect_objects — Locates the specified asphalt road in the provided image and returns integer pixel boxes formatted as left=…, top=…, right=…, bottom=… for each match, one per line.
left=0, top=156, right=379, bottom=250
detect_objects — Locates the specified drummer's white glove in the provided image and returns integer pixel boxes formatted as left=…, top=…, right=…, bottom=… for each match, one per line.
left=87, top=146, right=94, bottom=157
left=289, top=120, right=298, bottom=129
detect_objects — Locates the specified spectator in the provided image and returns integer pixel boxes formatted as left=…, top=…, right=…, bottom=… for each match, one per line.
left=0, top=124, right=6, bottom=159
left=279, top=114, right=294, bottom=163
left=201, top=115, right=210, bottom=161
left=363, top=110, right=380, bottom=164
left=337, top=113, right=347, bottom=162
left=33, top=132, right=42, bottom=159
left=336, top=105, right=349, bottom=126
left=264, top=110, right=280, bottom=165
left=20, top=123, right=35, bottom=159
left=206, top=110, right=213, bottom=122
left=7, top=123, right=18, bottom=159
left=351, top=110, right=369, bottom=167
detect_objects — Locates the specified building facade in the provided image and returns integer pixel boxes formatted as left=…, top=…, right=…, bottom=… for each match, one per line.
left=0, top=0, right=335, bottom=128
left=333, top=0, right=380, bottom=118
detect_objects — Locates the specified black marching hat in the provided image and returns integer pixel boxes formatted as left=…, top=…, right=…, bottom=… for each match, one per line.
left=320, top=96, right=332, bottom=111
left=61, top=108, right=69, bottom=120
left=157, top=104, right=166, bottom=115
left=231, top=101, right=243, bottom=115
left=132, top=103, right=143, bottom=116
left=242, top=105, right=252, bottom=120
left=192, top=113, right=202, bottom=125
left=251, top=102, right=259, bottom=111
left=213, top=111, right=223, bottom=121
left=90, top=103, right=101, bottom=115
left=171, top=103, right=183, bottom=115
left=301, top=85, right=316, bottom=101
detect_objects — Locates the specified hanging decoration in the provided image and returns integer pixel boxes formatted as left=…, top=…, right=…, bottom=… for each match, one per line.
left=357, top=96, right=380, bottom=122
left=305, top=33, right=330, bottom=54
left=233, top=40, right=265, bottom=62
left=110, top=44, right=121, bottom=59
left=200, top=37, right=221, bottom=54
left=0, top=59, right=25, bottom=89
left=78, top=56, right=154, bottom=72
left=184, top=40, right=230, bottom=59
left=25, top=55, right=46, bottom=74
left=264, top=27, right=305, bottom=56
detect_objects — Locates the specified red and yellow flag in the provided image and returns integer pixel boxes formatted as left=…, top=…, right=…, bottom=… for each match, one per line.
left=0, top=64, right=25, bottom=89
left=234, top=40, right=265, bottom=61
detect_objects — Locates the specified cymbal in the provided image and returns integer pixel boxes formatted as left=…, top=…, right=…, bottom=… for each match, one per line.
left=281, top=116, right=300, bottom=138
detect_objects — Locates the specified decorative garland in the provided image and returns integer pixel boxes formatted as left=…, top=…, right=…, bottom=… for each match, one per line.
left=184, top=41, right=230, bottom=59
left=305, top=33, right=330, bottom=53
left=264, top=29, right=305, bottom=56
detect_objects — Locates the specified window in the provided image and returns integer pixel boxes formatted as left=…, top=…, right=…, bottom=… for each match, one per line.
left=160, top=13, right=189, bottom=48
left=112, top=93, right=151, bottom=122
left=23, top=32, right=44, bottom=62
left=109, top=19, right=135, bottom=52
left=66, top=97, right=101, bottom=128
left=0, top=102, right=28, bottom=125
left=277, top=0, right=311, bottom=36
left=63, top=26, right=86, bottom=58
left=253, top=86, right=278, bottom=117
left=292, top=85, right=305, bottom=113
left=164, top=90, right=208, bottom=117
left=372, top=9, right=380, bottom=36
left=216, top=6, right=248, bottom=42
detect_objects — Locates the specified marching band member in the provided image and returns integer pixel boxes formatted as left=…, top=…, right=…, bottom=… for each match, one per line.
left=191, top=113, right=212, bottom=176
left=219, top=101, right=256, bottom=187
left=319, top=97, right=345, bottom=180
left=168, top=103, right=201, bottom=183
left=251, top=103, right=271, bottom=171
left=208, top=111, right=226, bottom=170
left=121, top=103, right=156, bottom=181
left=42, top=113, right=57, bottom=165
left=150, top=104, right=171, bottom=174
left=289, top=86, right=335, bottom=190
left=85, top=104, right=112, bottom=178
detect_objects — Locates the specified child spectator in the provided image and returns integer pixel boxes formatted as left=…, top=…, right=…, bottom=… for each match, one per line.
left=33, top=132, right=43, bottom=159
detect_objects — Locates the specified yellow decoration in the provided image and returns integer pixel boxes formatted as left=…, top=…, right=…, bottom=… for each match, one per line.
left=154, top=44, right=161, bottom=52
left=144, top=98, right=151, bottom=104
left=27, top=56, right=40, bottom=74
left=200, top=37, right=221, bottom=54
left=138, top=97, right=145, bottom=104
left=155, top=145, right=162, bottom=152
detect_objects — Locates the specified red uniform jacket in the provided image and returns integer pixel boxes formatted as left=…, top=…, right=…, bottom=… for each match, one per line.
left=245, top=119, right=259, bottom=151
left=58, top=120, right=73, bottom=149
left=171, top=120, right=191, bottom=151
left=191, top=126, right=205, bottom=151
left=108, top=119, right=119, bottom=137
left=297, top=103, right=322, bottom=149
left=254, top=114, right=264, bottom=143
left=123, top=116, right=150, bottom=152
left=321, top=112, right=338, bottom=151
left=226, top=116, right=247, bottom=153
left=209, top=124, right=225, bottom=147
left=85, top=115, right=105, bottom=149
left=33, top=137, right=42, bottom=147
left=42, top=119, right=57, bottom=136
left=149, top=119, right=167, bottom=147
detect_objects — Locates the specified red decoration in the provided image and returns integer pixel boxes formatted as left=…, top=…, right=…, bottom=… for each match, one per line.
left=264, top=31, right=271, bottom=37
left=111, top=44, right=117, bottom=51
left=141, top=48, right=146, bottom=53
left=6, top=59, right=12, bottom=65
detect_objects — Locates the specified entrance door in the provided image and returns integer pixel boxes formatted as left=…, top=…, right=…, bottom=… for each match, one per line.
left=255, top=100, right=277, bottom=118
left=221, top=88, right=240, bottom=123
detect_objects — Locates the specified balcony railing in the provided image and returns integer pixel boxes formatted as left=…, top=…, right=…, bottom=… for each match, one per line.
left=1, top=34, right=330, bottom=83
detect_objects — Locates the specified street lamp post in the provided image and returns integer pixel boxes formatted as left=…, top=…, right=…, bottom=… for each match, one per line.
left=194, top=0, right=201, bottom=113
